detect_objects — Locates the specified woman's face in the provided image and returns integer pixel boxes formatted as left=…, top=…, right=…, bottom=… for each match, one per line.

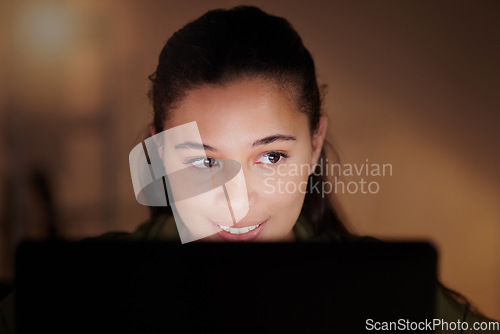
left=161, top=78, right=326, bottom=242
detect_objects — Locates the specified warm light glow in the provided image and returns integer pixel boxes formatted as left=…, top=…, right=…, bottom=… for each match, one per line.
left=13, top=2, right=74, bottom=57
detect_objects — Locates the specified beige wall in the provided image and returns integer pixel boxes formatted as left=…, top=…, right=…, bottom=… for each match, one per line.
left=1, top=0, right=499, bottom=319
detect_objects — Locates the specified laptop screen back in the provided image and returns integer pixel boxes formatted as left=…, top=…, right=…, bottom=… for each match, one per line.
left=15, top=241, right=436, bottom=333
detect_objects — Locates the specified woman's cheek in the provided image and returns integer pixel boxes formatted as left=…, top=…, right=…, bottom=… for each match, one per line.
left=259, top=170, right=308, bottom=237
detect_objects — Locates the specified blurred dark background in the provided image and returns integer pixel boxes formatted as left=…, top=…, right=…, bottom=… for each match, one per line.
left=0, top=0, right=499, bottom=318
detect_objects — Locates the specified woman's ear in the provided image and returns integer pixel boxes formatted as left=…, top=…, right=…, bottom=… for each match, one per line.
left=311, top=115, right=328, bottom=167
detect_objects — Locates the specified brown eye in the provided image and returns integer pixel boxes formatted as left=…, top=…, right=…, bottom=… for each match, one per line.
left=258, top=152, right=288, bottom=165
left=203, top=158, right=216, bottom=168
left=268, top=153, right=281, bottom=164
left=185, top=157, right=221, bottom=169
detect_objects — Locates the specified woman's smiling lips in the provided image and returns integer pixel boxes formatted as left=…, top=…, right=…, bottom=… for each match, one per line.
left=210, top=219, right=268, bottom=241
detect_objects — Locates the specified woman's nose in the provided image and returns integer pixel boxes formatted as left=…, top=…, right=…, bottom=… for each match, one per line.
left=213, top=163, right=259, bottom=223
left=222, top=167, right=250, bottom=222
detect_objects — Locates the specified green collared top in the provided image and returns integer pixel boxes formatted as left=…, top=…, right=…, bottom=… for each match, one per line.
left=0, top=214, right=498, bottom=333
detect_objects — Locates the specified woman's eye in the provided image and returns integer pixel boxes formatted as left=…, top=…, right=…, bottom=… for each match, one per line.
left=186, top=157, right=220, bottom=169
left=257, top=152, right=288, bottom=165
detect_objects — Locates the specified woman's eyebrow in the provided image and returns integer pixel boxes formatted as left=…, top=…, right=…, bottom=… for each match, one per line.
left=174, top=142, right=218, bottom=152
left=174, top=134, right=296, bottom=152
left=251, top=134, right=296, bottom=147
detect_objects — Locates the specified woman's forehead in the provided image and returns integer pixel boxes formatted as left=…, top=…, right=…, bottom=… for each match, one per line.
left=166, top=79, right=308, bottom=137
